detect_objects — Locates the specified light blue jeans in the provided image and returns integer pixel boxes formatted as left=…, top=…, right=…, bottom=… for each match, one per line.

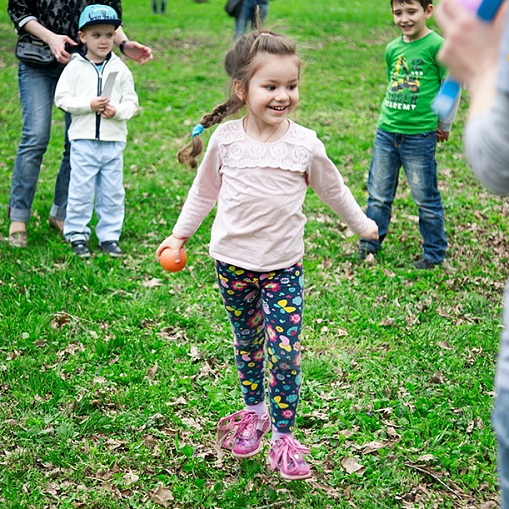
left=64, top=140, right=125, bottom=244
left=235, top=0, right=269, bottom=37
left=361, top=128, right=447, bottom=264
left=9, top=62, right=71, bottom=223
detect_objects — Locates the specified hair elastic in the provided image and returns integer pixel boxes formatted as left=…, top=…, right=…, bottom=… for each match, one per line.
left=192, top=124, right=204, bottom=137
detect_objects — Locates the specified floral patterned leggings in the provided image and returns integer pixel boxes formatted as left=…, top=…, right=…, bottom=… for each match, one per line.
left=215, top=260, right=304, bottom=432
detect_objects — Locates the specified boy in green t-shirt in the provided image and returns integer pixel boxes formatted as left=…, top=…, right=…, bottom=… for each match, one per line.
left=359, top=0, right=457, bottom=269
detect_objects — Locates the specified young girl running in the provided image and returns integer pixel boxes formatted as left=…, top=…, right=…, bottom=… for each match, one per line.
left=157, top=30, right=378, bottom=480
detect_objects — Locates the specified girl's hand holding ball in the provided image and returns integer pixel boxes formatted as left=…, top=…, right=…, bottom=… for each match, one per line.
left=156, top=234, right=188, bottom=272
left=160, top=247, right=187, bottom=272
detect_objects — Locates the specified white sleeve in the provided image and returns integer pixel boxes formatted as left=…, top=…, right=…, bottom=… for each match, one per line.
left=172, top=133, right=222, bottom=238
left=307, top=137, right=369, bottom=235
left=54, top=63, right=93, bottom=114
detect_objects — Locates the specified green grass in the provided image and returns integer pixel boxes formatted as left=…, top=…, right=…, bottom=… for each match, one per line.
left=0, top=0, right=507, bottom=506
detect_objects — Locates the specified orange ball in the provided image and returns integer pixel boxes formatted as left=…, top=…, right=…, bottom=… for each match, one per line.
left=160, top=247, right=187, bottom=272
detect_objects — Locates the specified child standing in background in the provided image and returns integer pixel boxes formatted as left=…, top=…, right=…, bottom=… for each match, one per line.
left=55, top=4, right=138, bottom=258
left=152, top=0, right=166, bottom=15
left=157, top=30, right=378, bottom=480
left=359, top=0, right=458, bottom=269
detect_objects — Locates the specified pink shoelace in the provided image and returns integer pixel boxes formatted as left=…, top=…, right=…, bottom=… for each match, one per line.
left=269, top=435, right=311, bottom=479
left=215, top=410, right=259, bottom=459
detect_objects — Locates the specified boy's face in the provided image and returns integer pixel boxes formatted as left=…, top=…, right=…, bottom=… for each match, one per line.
left=79, top=24, right=116, bottom=62
left=391, top=0, right=433, bottom=42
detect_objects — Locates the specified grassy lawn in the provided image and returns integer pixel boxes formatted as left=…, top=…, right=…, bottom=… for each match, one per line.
left=1, top=0, right=508, bottom=506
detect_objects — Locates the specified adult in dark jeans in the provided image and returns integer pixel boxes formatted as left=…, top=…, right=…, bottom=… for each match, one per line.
left=235, top=0, right=268, bottom=38
left=8, top=0, right=152, bottom=248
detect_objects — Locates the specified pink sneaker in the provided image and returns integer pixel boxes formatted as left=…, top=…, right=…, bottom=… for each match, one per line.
left=268, top=435, right=311, bottom=480
left=215, top=410, right=270, bottom=459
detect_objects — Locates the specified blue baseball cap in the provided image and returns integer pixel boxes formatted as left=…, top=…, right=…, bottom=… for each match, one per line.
left=79, top=4, right=122, bottom=31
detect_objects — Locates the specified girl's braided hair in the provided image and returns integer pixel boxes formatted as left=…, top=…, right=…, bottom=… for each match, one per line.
left=177, top=29, right=300, bottom=169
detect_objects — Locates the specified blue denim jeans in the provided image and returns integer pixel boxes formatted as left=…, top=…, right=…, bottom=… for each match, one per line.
left=64, top=140, right=125, bottom=244
left=235, top=0, right=269, bottom=37
left=9, top=62, right=71, bottom=223
left=361, top=128, right=447, bottom=264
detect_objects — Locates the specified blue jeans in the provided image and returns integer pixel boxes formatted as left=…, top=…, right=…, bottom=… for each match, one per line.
left=235, top=0, right=269, bottom=37
left=362, top=129, right=447, bottom=264
left=64, top=140, right=125, bottom=244
left=9, top=62, right=71, bottom=223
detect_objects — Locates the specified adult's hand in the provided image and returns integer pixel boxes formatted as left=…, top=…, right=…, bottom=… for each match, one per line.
left=122, top=40, right=153, bottom=64
left=435, top=0, right=507, bottom=88
left=23, top=20, right=77, bottom=64
left=47, top=33, right=78, bottom=64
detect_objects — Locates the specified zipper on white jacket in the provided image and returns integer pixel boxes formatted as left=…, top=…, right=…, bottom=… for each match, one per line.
left=85, top=53, right=112, bottom=141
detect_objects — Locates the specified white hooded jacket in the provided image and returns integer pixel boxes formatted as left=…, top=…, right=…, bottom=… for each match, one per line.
left=55, top=51, right=138, bottom=142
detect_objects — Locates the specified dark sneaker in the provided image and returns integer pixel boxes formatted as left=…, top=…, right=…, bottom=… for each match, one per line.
left=358, top=243, right=377, bottom=261
left=98, top=241, right=123, bottom=257
left=413, top=258, right=439, bottom=270
left=71, top=240, right=90, bottom=258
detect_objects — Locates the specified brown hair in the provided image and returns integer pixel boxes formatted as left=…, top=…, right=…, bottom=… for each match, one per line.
left=390, top=0, right=432, bottom=9
left=177, top=30, right=300, bottom=169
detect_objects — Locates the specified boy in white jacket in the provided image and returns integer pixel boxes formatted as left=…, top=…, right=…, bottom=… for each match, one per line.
left=55, top=4, right=138, bottom=257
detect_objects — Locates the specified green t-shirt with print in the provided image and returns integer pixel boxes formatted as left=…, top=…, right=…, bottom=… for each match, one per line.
left=377, top=31, right=446, bottom=134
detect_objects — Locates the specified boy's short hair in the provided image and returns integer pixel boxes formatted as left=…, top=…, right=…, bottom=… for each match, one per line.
left=390, top=0, right=432, bottom=9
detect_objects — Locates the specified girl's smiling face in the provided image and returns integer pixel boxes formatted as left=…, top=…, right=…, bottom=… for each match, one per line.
left=236, top=53, right=300, bottom=141
left=392, top=1, right=433, bottom=42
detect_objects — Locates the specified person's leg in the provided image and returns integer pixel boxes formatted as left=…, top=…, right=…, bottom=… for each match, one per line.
left=251, top=0, right=268, bottom=29
left=261, top=264, right=304, bottom=434
left=50, top=112, right=71, bottom=224
left=361, top=129, right=402, bottom=255
left=262, top=262, right=311, bottom=480
left=214, top=262, right=270, bottom=457
left=237, top=0, right=254, bottom=36
left=216, top=262, right=267, bottom=407
left=64, top=140, right=99, bottom=244
left=494, top=388, right=509, bottom=508
left=400, top=132, right=447, bottom=265
left=152, top=0, right=157, bottom=13
left=257, top=0, right=269, bottom=24
left=161, top=0, right=166, bottom=14
left=9, top=64, right=60, bottom=224
left=95, top=142, right=126, bottom=244
left=493, top=285, right=509, bottom=508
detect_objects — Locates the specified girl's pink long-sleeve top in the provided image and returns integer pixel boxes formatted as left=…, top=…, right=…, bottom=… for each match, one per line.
left=172, top=118, right=369, bottom=272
